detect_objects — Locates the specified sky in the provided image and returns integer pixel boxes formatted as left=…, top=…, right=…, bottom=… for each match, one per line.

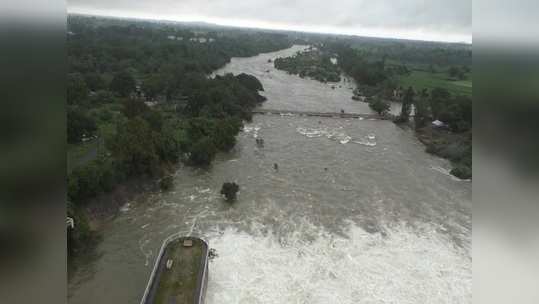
left=67, top=0, right=472, bottom=43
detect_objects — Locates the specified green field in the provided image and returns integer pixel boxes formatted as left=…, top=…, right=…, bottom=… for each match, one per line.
left=398, top=70, right=472, bottom=96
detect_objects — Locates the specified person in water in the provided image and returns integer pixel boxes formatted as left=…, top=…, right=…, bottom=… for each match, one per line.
left=273, top=163, right=278, bottom=171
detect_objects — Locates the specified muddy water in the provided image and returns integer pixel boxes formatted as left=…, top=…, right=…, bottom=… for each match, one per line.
left=68, top=46, right=471, bottom=304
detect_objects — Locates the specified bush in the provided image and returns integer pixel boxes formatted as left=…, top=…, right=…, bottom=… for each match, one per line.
left=220, top=182, right=239, bottom=202
left=189, top=136, right=217, bottom=166
left=368, top=97, right=390, bottom=115
left=159, top=175, right=174, bottom=191
left=450, top=165, right=472, bottom=179
left=236, top=73, right=264, bottom=91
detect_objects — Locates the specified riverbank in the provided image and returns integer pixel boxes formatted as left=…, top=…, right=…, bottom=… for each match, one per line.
left=415, top=125, right=472, bottom=179
left=84, top=175, right=160, bottom=230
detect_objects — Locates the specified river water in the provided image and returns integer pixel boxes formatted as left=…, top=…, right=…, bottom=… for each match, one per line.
left=68, top=45, right=471, bottom=304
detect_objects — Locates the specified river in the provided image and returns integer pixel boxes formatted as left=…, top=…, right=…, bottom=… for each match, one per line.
left=68, top=45, right=471, bottom=304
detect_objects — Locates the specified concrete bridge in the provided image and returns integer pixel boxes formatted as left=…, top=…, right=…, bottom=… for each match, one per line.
left=252, top=108, right=390, bottom=120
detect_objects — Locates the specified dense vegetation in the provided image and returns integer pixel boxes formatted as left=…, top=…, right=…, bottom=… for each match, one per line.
left=325, top=42, right=472, bottom=179
left=268, top=38, right=472, bottom=178
left=274, top=48, right=341, bottom=82
left=67, top=15, right=291, bottom=256
left=221, top=182, right=240, bottom=201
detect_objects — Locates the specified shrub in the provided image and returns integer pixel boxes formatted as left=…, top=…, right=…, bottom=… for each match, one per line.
left=189, top=136, right=217, bottom=166
left=220, top=182, right=239, bottom=202
left=159, top=175, right=174, bottom=191
left=368, top=97, right=390, bottom=115
left=450, top=165, right=472, bottom=179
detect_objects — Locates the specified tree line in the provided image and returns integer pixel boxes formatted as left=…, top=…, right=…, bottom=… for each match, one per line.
left=67, top=15, right=291, bottom=256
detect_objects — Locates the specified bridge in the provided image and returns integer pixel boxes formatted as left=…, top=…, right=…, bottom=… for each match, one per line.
left=251, top=108, right=391, bottom=120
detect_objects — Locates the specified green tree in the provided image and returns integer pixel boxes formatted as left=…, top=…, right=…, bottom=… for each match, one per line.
left=220, top=182, right=239, bottom=202
left=110, top=117, right=159, bottom=175
left=189, top=136, right=217, bottom=166
left=153, top=125, right=181, bottom=163
left=142, top=74, right=167, bottom=100
left=67, top=73, right=89, bottom=105
left=122, top=99, right=150, bottom=119
left=414, top=89, right=430, bottom=129
left=84, top=73, right=106, bottom=91
left=430, top=88, right=451, bottom=119
left=368, top=97, right=390, bottom=115
left=236, top=73, right=264, bottom=91
left=110, top=71, right=136, bottom=97
left=396, top=86, right=414, bottom=123
left=159, top=175, right=174, bottom=191
left=67, top=107, right=96, bottom=143
left=212, top=118, right=242, bottom=151
left=448, top=66, right=465, bottom=80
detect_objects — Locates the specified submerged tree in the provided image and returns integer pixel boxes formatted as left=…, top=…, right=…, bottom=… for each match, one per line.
left=395, top=86, right=414, bottom=123
left=220, top=182, right=239, bottom=202
left=368, top=97, right=390, bottom=115
left=159, top=175, right=174, bottom=191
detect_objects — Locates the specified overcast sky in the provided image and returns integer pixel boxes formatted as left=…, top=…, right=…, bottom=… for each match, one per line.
left=68, top=0, right=471, bottom=43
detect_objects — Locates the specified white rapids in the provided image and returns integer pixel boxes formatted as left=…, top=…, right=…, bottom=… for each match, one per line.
left=206, top=221, right=471, bottom=304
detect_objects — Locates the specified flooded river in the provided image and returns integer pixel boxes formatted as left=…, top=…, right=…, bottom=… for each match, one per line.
left=68, top=45, right=471, bottom=303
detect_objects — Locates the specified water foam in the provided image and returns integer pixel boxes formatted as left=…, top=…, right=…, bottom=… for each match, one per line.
left=243, top=125, right=262, bottom=138
left=297, top=127, right=375, bottom=146
left=119, top=202, right=131, bottom=212
left=430, top=165, right=471, bottom=182
left=206, top=222, right=471, bottom=304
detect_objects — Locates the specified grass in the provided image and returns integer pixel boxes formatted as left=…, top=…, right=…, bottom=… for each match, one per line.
left=398, top=70, right=472, bottom=96
left=153, top=238, right=204, bottom=304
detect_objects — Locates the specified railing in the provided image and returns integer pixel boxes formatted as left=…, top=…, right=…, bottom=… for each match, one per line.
left=140, top=234, right=209, bottom=304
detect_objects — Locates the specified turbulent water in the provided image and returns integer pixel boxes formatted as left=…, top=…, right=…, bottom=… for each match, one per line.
left=68, top=45, right=471, bottom=304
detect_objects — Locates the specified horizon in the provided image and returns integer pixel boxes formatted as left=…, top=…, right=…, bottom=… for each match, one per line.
left=67, top=10, right=472, bottom=45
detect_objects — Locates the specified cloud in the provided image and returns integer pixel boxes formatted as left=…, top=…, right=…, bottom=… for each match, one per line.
left=67, top=0, right=471, bottom=42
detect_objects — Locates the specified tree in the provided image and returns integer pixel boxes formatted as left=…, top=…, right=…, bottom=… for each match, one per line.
left=153, top=124, right=181, bottom=163
left=236, top=73, right=264, bottom=91
left=220, top=182, right=239, bottom=201
left=430, top=88, right=451, bottom=119
left=67, top=73, right=89, bottom=105
left=109, top=117, right=159, bottom=175
left=110, top=71, right=136, bottom=97
left=84, top=73, right=106, bottom=91
left=188, top=136, right=217, bottom=166
left=89, top=90, right=115, bottom=105
left=159, top=175, right=174, bottom=191
left=212, top=118, right=242, bottom=151
left=438, top=95, right=472, bottom=132
left=67, top=107, right=96, bottom=143
left=413, top=89, right=430, bottom=129
left=368, top=97, right=390, bottom=115
left=122, top=99, right=150, bottom=119
left=448, top=66, right=465, bottom=80
left=142, top=74, right=167, bottom=100
left=396, top=86, right=414, bottom=123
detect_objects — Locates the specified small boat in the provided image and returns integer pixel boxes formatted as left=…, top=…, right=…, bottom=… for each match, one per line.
left=140, top=235, right=209, bottom=304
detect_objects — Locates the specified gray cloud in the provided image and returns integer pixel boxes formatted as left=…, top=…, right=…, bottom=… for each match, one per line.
left=68, top=0, right=471, bottom=42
